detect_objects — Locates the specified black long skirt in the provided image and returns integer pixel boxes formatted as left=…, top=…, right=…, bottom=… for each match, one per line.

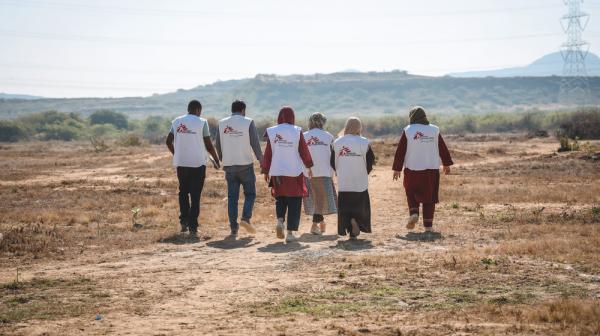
left=337, top=190, right=372, bottom=236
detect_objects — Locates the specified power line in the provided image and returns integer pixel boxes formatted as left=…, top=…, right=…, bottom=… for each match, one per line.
left=0, top=0, right=565, bottom=18
left=0, top=29, right=562, bottom=47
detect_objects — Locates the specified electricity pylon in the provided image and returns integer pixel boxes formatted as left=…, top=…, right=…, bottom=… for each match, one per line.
left=559, top=0, right=591, bottom=104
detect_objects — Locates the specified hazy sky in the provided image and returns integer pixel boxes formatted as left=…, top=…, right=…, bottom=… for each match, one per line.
left=1, top=0, right=599, bottom=98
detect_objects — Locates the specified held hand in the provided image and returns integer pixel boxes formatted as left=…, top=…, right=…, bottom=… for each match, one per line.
left=442, top=166, right=451, bottom=175
left=393, top=170, right=401, bottom=181
left=263, top=173, right=270, bottom=183
left=307, top=168, right=313, bottom=179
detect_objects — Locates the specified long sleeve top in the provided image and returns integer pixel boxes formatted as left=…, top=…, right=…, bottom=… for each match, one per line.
left=392, top=132, right=453, bottom=172
left=261, top=132, right=314, bottom=197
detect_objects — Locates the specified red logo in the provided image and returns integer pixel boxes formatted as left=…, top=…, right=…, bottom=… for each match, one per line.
left=176, top=123, right=189, bottom=133
left=307, top=136, right=320, bottom=146
left=413, top=131, right=425, bottom=140
left=339, top=146, right=351, bottom=156
left=274, top=134, right=284, bottom=143
left=224, top=126, right=234, bottom=134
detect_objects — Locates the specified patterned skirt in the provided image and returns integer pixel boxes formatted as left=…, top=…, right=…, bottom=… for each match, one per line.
left=303, top=177, right=338, bottom=216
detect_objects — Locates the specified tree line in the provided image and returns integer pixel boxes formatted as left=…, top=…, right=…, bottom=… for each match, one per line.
left=1, top=107, right=599, bottom=143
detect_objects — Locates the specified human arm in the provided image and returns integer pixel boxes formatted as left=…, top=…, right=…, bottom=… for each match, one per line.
left=298, top=133, right=314, bottom=177
left=166, top=132, right=174, bottom=155
left=330, top=145, right=336, bottom=172
left=261, top=138, right=272, bottom=183
left=249, top=120, right=263, bottom=162
left=392, top=131, right=407, bottom=180
left=439, top=134, right=453, bottom=175
left=215, top=127, right=223, bottom=161
left=366, top=145, right=375, bottom=175
left=201, top=123, right=220, bottom=169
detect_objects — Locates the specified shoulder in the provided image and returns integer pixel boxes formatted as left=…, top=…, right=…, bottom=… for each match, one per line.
left=172, top=114, right=186, bottom=123
left=219, top=116, right=231, bottom=123
left=360, top=136, right=370, bottom=145
left=429, top=123, right=439, bottom=130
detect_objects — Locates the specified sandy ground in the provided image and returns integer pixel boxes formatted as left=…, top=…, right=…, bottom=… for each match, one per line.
left=0, top=137, right=599, bottom=335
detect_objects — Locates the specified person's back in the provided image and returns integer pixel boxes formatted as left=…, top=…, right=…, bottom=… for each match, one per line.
left=333, top=134, right=370, bottom=192
left=304, top=128, right=334, bottom=178
left=266, top=123, right=305, bottom=177
left=171, top=113, right=208, bottom=168
left=218, top=114, right=254, bottom=167
left=166, top=100, right=220, bottom=238
left=403, top=123, right=441, bottom=171
left=215, top=100, right=263, bottom=238
left=392, top=106, right=453, bottom=233
left=333, top=117, right=375, bottom=240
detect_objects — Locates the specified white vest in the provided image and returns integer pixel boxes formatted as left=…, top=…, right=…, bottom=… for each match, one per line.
left=218, top=115, right=254, bottom=166
left=171, top=114, right=208, bottom=168
left=334, top=135, right=370, bottom=192
left=266, top=123, right=304, bottom=177
left=304, top=128, right=334, bottom=177
left=404, top=124, right=441, bottom=170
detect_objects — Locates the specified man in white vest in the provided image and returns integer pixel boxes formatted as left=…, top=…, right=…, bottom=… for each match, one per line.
left=215, top=100, right=263, bottom=239
left=166, top=100, right=221, bottom=238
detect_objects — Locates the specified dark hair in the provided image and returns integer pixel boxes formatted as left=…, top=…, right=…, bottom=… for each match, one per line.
left=187, top=100, right=202, bottom=114
left=231, top=100, right=246, bottom=113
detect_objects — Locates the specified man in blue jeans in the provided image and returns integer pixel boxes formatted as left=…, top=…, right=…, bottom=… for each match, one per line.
left=216, top=100, right=263, bottom=239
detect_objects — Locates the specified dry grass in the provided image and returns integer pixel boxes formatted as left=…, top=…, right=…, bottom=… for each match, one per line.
left=0, top=136, right=599, bottom=335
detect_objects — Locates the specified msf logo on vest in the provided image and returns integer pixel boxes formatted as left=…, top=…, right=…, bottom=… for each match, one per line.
left=413, top=131, right=434, bottom=142
left=223, top=125, right=243, bottom=137
left=306, top=136, right=326, bottom=146
left=274, top=134, right=294, bottom=147
left=339, top=146, right=361, bottom=157
left=176, top=123, right=196, bottom=134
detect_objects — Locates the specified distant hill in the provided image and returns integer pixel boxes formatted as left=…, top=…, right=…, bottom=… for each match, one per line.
left=450, top=52, right=600, bottom=78
left=0, top=93, right=43, bottom=100
left=1, top=71, right=599, bottom=119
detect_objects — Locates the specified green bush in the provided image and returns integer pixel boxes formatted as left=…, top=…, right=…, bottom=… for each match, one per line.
left=90, top=124, right=119, bottom=138
left=89, top=110, right=129, bottom=130
left=41, top=123, right=82, bottom=141
left=557, top=108, right=600, bottom=139
left=0, top=121, right=27, bottom=142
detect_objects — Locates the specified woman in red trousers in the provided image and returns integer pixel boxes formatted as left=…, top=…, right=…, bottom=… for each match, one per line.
left=392, top=106, right=453, bottom=232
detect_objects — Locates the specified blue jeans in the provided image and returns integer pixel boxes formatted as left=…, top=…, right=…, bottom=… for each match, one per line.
left=225, top=166, right=256, bottom=233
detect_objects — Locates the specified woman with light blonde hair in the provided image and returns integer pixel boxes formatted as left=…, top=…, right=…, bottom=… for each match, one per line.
left=332, top=117, right=376, bottom=240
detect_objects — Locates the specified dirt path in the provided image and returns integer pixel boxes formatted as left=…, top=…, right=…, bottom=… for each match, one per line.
left=5, top=166, right=445, bottom=335
left=3, top=140, right=598, bottom=335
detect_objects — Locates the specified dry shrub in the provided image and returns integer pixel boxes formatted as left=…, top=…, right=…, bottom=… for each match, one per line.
left=486, top=146, right=507, bottom=155
left=0, top=223, right=64, bottom=257
left=476, top=299, right=600, bottom=335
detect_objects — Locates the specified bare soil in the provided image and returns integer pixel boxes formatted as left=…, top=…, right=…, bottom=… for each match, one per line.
left=1, top=137, right=599, bottom=335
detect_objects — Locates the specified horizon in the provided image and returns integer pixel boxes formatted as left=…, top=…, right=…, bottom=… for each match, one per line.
left=1, top=0, right=599, bottom=98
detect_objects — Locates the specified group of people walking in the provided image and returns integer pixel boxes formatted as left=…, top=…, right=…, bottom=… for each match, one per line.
left=166, top=100, right=453, bottom=242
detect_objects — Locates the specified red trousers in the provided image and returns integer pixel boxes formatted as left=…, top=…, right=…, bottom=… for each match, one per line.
left=405, top=190, right=435, bottom=227
left=403, top=168, right=440, bottom=228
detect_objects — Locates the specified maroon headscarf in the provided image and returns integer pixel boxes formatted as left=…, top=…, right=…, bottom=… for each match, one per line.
left=277, top=106, right=295, bottom=125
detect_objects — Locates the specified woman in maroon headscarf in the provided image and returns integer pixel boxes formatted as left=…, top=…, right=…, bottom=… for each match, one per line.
left=261, top=106, right=314, bottom=242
